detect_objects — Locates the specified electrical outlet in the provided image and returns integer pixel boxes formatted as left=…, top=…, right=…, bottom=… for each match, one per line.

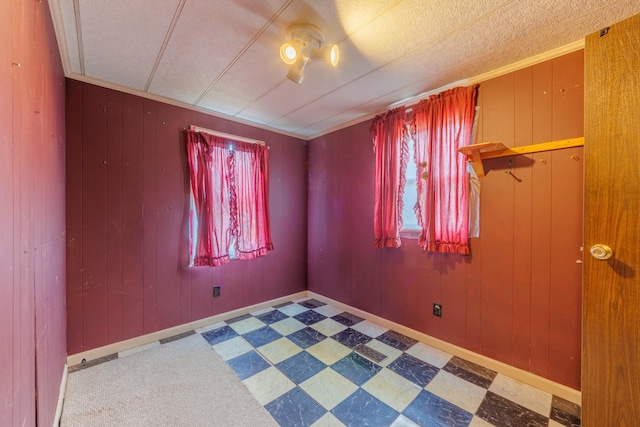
left=433, top=303, right=442, bottom=317
left=213, top=285, right=221, bottom=297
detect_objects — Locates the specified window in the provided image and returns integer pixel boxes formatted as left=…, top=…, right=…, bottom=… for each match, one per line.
left=400, top=134, right=420, bottom=236
left=412, top=85, right=479, bottom=254
left=372, top=85, right=479, bottom=254
left=186, top=129, right=274, bottom=267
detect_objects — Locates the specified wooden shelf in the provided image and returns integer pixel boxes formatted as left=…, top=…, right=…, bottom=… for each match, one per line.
left=458, top=137, right=584, bottom=177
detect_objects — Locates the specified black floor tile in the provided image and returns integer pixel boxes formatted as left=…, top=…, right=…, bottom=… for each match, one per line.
left=443, top=356, right=497, bottom=389
left=201, top=325, right=239, bottom=346
left=403, top=389, right=474, bottom=426
left=387, top=353, right=439, bottom=387
left=293, top=310, right=327, bottom=325
left=332, top=328, right=372, bottom=349
left=331, top=352, right=382, bottom=386
left=476, top=391, right=548, bottom=427
left=375, top=330, right=417, bottom=351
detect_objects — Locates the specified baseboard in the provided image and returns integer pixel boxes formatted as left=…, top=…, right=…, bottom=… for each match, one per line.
left=66, top=291, right=307, bottom=367
left=307, top=291, right=581, bottom=405
left=54, top=363, right=68, bottom=427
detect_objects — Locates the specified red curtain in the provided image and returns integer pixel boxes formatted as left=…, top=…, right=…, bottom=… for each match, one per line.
left=371, top=107, right=409, bottom=248
left=186, top=130, right=273, bottom=267
left=412, top=85, right=479, bottom=255
left=233, top=145, right=273, bottom=260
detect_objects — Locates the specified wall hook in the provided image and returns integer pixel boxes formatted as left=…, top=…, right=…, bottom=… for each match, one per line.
left=505, top=160, right=522, bottom=182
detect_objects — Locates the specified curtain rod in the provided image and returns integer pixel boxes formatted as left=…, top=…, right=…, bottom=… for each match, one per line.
left=189, top=125, right=265, bottom=146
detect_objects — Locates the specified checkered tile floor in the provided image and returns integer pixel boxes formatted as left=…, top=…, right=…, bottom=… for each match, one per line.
left=199, top=297, right=581, bottom=427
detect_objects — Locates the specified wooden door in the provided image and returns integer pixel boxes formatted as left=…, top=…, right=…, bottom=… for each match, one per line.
left=583, top=13, right=640, bottom=426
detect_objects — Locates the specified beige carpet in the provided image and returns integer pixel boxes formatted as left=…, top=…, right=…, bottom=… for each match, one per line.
left=60, top=334, right=278, bottom=426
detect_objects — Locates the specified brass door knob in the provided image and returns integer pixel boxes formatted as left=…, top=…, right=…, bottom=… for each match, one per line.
left=590, top=244, right=613, bottom=260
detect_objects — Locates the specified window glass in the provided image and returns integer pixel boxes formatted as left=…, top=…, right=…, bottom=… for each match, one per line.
left=401, top=135, right=420, bottom=233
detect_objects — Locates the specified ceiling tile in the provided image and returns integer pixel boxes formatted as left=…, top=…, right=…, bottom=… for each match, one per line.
left=79, top=0, right=182, bottom=90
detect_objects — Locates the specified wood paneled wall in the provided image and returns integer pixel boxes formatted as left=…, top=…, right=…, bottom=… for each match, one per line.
left=308, top=50, right=584, bottom=390
left=0, top=1, right=67, bottom=426
left=65, top=81, right=308, bottom=355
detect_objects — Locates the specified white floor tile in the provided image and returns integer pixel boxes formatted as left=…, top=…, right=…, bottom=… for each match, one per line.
left=277, top=303, right=308, bottom=317
left=306, top=339, right=352, bottom=365
left=469, top=415, right=496, bottom=426
left=212, top=336, right=253, bottom=361
left=228, top=317, right=266, bottom=335
left=312, top=304, right=344, bottom=318
left=362, top=368, right=422, bottom=412
left=242, top=366, right=295, bottom=406
left=489, top=373, right=552, bottom=416
left=257, top=337, right=302, bottom=364
left=351, top=320, right=388, bottom=338
left=405, top=342, right=452, bottom=368
left=425, top=370, right=487, bottom=414
left=311, top=412, right=347, bottom=427
left=301, top=368, right=358, bottom=410
left=269, top=317, right=306, bottom=336
left=390, top=414, right=420, bottom=426
left=310, top=318, right=348, bottom=337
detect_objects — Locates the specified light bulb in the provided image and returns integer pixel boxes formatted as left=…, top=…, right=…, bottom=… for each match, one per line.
left=279, top=42, right=297, bottom=65
left=328, top=44, right=339, bottom=67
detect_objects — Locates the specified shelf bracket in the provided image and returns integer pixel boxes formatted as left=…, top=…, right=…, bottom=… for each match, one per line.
left=458, top=137, right=584, bottom=177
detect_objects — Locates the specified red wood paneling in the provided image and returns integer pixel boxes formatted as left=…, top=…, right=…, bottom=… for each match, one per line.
left=12, top=0, right=37, bottom=424
left=66, top=84, right=308, bottom=354
left=478, top=74, right=516, bottom=363
left=549, top=147, right=583, bottom=390
left=2, top=1, right=67, bottom=425
left=155, top=103, right=190, bottom=330
left=307, top=138, right=332, bottom=298
left=415, top=253, right=438, bottom=337
left=529, top=60, right=554, bottom=378
left=511, top=67, right=534, bottom=371
left=106, top=90, right=124, bottom=344
left=65, top=81, right=84, bottom=352
left=440, top=254, right=468, bottom=348
left=142, top=100, right=158, bottom=334
left=0, top=2, right=16, bottom=423
left=81, top=84, right=109, bottom=350
left=308, top=51, right=584, bottom=389
left=548, top=50, right=584, bottom=390
left=121, top=93, right=145, bottom=340
left=348, top=122, right=380, bottom=315
left=465, top=238, right=483, bottom=353
left=33, top=2, right=67, bottom=423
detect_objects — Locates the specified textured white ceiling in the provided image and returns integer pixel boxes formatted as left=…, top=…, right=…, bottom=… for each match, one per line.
left=49, top=0, right=639, bottom=139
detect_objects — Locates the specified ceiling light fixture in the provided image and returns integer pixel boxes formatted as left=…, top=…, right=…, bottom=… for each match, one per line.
left=279, top=23, right=339, bottom=84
